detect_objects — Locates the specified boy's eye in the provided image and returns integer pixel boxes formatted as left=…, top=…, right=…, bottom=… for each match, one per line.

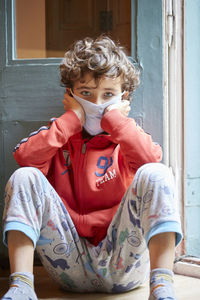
left=81, top=91, right=91, bottom=97
left=104, top=92, right=114, bottom=98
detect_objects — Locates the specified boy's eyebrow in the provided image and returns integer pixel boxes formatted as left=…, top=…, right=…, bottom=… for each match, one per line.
left=76, top=86, right=94, bottom=90
left=76, top=86, right=118, bottom=92
left=103, top=88, right=118, bottom=91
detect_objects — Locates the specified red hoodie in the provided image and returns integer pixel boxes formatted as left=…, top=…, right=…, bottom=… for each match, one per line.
left=14, top=109, right=162, bottom=245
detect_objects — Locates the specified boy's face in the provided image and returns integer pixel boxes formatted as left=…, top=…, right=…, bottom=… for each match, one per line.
left=72, top=73, right=124, bottom=105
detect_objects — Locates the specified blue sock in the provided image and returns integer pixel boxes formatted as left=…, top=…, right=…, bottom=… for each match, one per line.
left=149, top=268, right=177, bottom=300
left=1, top=272, right=38, bottom=300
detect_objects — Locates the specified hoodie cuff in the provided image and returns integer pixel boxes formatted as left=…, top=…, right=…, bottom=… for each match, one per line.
left=58, top=110, right=82, bottom=137
left=101, top=109, right=133, bottom=133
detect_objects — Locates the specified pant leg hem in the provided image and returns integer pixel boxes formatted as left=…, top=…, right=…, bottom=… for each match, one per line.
left=3, top=221, right=38, bottom=248
left=145, top=221, right=183, bottom=247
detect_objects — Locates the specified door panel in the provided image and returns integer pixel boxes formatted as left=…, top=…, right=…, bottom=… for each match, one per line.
left=46, top=0, right=97, bottom=57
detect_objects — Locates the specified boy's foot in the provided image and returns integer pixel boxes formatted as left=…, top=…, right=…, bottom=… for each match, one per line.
left=149, top=268, right=177, bottom=300
left=1, top=272, right=38, bottom=300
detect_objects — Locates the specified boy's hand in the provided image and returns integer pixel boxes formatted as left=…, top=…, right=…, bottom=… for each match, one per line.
left=104, top=100, right=131, bottom=117
left=62, top=92, right=85, bottom=126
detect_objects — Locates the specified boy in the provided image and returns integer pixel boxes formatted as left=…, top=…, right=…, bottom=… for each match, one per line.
left=1, top=36, right=182, bottom=300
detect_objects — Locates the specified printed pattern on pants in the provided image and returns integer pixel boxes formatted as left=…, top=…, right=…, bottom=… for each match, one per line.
left=2, top=163, right=182, bottom=293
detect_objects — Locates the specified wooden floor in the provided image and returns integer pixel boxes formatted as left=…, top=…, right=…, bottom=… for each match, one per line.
left=0, top=266, right=200, bottom=299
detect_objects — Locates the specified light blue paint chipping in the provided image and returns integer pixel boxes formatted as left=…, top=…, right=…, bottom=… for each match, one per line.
left=185, top=0, right=200, bottom=257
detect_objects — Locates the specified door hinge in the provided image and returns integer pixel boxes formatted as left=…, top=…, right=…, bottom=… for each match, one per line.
left=166, top=0, right=174, bottom=47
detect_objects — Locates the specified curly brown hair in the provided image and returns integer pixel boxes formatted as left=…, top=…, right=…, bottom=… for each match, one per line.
left=60, top=35, right=140, bottom=99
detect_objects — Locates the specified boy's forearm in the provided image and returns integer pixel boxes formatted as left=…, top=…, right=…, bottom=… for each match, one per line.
left=101, top=109, right=162, bottom=169
left=13, top=110, right=82, bottom=174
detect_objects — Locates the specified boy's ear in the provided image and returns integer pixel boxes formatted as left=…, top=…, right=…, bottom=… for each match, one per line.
left=123, top=91, right=129, bottom=99
left=66, top=88, right=70, bottom=94
left=66, top=88, right=73, bottom=96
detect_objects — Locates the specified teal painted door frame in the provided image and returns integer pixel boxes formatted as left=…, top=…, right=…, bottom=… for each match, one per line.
left=185, top=0, right=200, bottom=257
left=0, top=0, right=164, bottom=259
left=130, top=0, right=164, bottom=148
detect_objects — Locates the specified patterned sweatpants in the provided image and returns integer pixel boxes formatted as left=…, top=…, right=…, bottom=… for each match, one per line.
left=2, top=163, right=182, bottom=293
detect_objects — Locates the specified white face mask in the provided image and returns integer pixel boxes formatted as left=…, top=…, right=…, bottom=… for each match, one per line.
left=71, top=91, right=124, bottom=135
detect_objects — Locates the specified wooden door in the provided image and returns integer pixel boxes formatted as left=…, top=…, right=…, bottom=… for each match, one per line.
left=45, top=0, right=131, bottom=57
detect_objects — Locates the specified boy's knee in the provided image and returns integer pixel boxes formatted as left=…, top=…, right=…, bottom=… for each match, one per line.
left=135, top=163, right=173, bottom=183
left=7, top=167, right=45, bottom=188
left=11, top=166, right=37, bottom=177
